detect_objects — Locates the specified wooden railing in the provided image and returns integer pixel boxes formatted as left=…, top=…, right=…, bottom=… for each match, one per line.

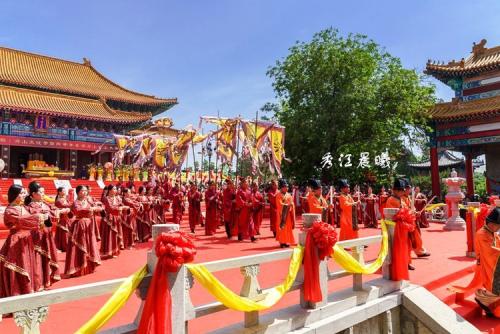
left=0, top=213, right=396, bottom=334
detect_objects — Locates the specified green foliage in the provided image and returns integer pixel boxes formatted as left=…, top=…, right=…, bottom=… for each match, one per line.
left=474, top=172, right=487, bottom=198
left=267, top=28, right=435, bottom=184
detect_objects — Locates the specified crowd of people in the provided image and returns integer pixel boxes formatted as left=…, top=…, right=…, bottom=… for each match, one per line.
left=0, top=174, right=437, bottom=300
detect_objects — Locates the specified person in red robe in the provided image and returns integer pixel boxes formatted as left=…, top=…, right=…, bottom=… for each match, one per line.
left=136, top=186, right=152, bottom=242
left=352, top=185, right=364, bottom=228
left=236, top=178, right=256, bottom=242
left=205, top=181, right=218, bottom=236
left=25, top=181, right=66, bottom=289
left=300, top=184, right=311, bottom=214
left=385, top=178, right=416, bottom=280
left=170, top=183, right=184, bottom=225
left=188, top=182, right=202, bottom=233
left=122, top=188, right=140, bottom=249
left=414, top=186, right=429, bottom=228
left=87, top=186, right=102, bottom=242
left=54, top=187, right=74, bottom=252
left=379, top=186, right=389, bottom=219
left=403, top=181, right=430, bottom=258
left=364, top=186, right=378, bottom=228
left=338, top=179, right=359, bottom=241
left=251, top=182, right=265, bottom=235
left=276, top=179, right=295, bottom=247
left=146, top=187, right=159, bottom=225
left=0, top=185, right=48, bottom=297
left=222, top=178, right=236, bottom=238
left=101, top=185, right=128, bottom=258
left=474, top=208, right=500, bottom=317
left=64, top=185, right=102, bottom=277
left=307, top=179, right=331, bottom=224
left=267, top=180, right=279, bottom=238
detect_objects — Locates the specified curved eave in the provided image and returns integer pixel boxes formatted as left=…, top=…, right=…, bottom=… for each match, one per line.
left=425, top=62, right=500, bottom=81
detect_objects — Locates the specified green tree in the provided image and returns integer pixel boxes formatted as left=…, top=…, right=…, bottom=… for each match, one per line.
left=267, top=28, right=435, bottom=184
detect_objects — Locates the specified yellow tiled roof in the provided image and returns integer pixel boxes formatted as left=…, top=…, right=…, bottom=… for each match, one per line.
left=0, top=46, right=177, bottom=106
left=0, top=85, right=152, bottom=124
left=425, top=39, right=500, bottom=79
left=429, top=95, right=500, bottom=121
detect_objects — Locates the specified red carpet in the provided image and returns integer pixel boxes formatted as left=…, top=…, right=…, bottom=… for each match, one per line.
left=0, top=214, right=496, bottom=333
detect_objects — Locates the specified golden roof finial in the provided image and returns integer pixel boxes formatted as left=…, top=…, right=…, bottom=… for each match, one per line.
left=472, top=39, right=487, bottom=57
left=83, top=57, right=92, bottom=66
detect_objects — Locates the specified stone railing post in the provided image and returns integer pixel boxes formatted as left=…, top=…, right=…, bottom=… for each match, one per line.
left=351, top=246, right=365, bottom=291
left=299, top=213, right=328, bottom=309
left=240, top=264, right=261, bottom=327
left=381, top=208, right=398, bottom=281
left=13, top=306, right=49, bottom=334
left=466, top=202, right=480, bottom=258
left=144, top=224, right=193, bottom=334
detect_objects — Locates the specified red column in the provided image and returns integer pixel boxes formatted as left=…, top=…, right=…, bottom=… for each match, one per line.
left=430, top=147, right=440, bottom=198
left=465, top=153, right=474, bottom=197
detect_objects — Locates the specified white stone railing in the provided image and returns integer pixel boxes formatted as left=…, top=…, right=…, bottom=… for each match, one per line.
left=0, top=213, right=396, bottom=334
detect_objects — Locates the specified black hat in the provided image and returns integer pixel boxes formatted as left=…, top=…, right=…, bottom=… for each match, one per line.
left=337, top=179, right=349, bottom=189
left=278, top=179, right=288, bottom=189
left=309, top=179, right=321, bottom=190
left=486, top=208, right=500, bottom=225
left=393, top=178, right=406, bottom=191
left=403, top=178, right=411, bottom=189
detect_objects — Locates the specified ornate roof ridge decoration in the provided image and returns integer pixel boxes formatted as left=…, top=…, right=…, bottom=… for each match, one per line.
left=0, top=46, right=178, bottom=107
left=428, top=94, right=500, bottom=121
left=408, top=150, right=484, bottom=169
left=0, top=84, right=151, bottom=124
left=425, top=39, right=500, bottom=80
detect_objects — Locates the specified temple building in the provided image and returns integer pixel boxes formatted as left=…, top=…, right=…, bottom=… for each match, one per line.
left=425, top=39, right=500, bottom=197
left=408, top=150, right=484, bottom=176
left=0, top=47, right=177, bottom=178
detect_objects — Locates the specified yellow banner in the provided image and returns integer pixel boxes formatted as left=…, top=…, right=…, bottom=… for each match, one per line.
left=76, top=265, right=148, bottom=334
left=186, top=246, right=304, bottom=311
left=154, top=137, right=168, bottom=168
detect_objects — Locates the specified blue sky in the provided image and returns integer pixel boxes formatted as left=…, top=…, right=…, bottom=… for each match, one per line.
left=1, top=0, right=499, bottom=130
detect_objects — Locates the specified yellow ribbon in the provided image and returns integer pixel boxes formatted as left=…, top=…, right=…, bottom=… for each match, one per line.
left=186, top=246, right=304, bottom=312
left=76, top=265, right=148, bottom=334
left=424, top=203, right=446, bottom=212
left=332, top=220, right=392, bottom=274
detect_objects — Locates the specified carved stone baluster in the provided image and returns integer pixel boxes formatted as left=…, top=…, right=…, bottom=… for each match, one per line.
left=13, top=306, right=49, bottom=334
left=240, top=264, right=261, bottom=327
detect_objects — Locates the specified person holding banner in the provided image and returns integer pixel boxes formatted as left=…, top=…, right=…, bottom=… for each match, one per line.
left=236, top=177, right=256, bottom=242
left=222, top=178, right=236, bottom=238
left=267, top=180, right=279, bottom=238
left=188, top=182, right=203, bottom=233
left=276, top=179, right=295, bottom=248
left=205, top=181, right=219, bottom=236
left=338, top=179, right=359, bottom=241
left=251, top=181, right=265, bottom=235
left=474, top=208, right=500, bottom=318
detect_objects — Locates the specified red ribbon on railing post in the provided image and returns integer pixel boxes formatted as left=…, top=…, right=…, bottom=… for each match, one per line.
left=303, top=222, right=337, bottom=303
left=137, top=231, right=196, bottom=334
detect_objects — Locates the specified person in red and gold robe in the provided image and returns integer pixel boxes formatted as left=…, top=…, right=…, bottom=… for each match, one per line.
left=136, top=186, right=152, bottom=242
left=307, top=179, right=332, bottom=224
left=25, top=181, right=65, bottom=290
left=267, top=180, right=279, bottom=238
left=188, top=183, right=202, bottom=233
left=300, top=184, right=311, bottom=214
left=251, top=182, right=265, bottom=235
left=403, top=182, right=430, bottom=258
left=205, top=181, right=218, bottom=236
left=64, top=185, right=102, bottom=277
left=364, top=186, right=378, bottom=228
left=236, top=178, right=256, bottom=242
left=122, top=188, right=140, bottom=249
left=54, top=187, right=74, bottom=252
left=379, top=186, right=389, bottom=219
left=338, top=179, right=359, bottom=241
left=385, top=178, right=415, bottom=279
left=276, top=179, right=295, bottom=247
left=474, top=208, right=500, bottom=317
left=170, top=183, right=184, bottom=225
left=101, top=185, right=127, bottom=258
left=0, top=185, right=47, bottom=297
